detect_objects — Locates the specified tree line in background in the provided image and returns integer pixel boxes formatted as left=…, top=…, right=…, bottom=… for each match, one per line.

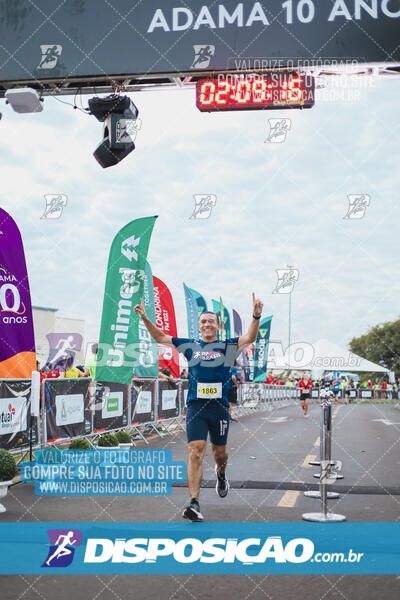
left=349, top=318, right=400, bottom=380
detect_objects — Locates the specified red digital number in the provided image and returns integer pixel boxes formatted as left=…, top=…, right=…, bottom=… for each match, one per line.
left=281, top=77, right=302, bottom=102
left=199, top=81, right=216, bottom=106
left=235, top=80, right=252, bottom=104
left=215, top=81, right=230, bottom=105
left=252, top=79, right=267, bottom=103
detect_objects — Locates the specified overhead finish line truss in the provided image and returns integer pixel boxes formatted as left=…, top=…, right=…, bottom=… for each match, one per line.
left=0, top=0, right=400, bottom=98
left=1, top=62, right=400, bottom=99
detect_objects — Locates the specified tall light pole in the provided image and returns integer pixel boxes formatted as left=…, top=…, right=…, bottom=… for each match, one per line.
left=287, top=264, right=294, bottom=375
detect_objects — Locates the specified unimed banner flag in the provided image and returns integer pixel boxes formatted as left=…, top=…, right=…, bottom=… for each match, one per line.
left=153, top=275, right=180, bottom=378
left=253, top=316, right=273, bottom=383
left=95, top=216, right=157, bottom=384
left=183, top=283, right=198, bottom=338
left=0, top=208, right=36, bottom=378
left=134, top=261, right=158, bottom=378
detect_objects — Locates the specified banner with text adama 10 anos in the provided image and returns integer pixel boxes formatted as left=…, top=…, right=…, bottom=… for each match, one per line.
left=0, top=208, right=36, bottom=378
left=95, top=216, right=157, bottom=384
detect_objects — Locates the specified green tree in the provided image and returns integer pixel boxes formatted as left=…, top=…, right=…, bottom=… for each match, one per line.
left=349, top=319, right=400, bottom=379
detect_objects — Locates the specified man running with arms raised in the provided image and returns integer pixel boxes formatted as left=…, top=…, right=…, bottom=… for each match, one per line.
left=134, top=293, right=263, bottom=522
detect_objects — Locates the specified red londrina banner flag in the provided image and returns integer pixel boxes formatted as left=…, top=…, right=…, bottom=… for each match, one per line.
left=95, top=216, right=157, bottom=384
left=153, top=275, right=180, bottom=378
left=0, top=208, right=36, bottom=378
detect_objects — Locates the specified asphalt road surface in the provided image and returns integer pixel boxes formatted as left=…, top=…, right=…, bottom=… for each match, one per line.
left=1, top=402, right=400, bottom=599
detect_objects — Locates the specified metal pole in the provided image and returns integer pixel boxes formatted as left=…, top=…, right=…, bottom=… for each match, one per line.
left=288, top=292, right=291, bottom=374
left=303, top=392, right=345, bottom=521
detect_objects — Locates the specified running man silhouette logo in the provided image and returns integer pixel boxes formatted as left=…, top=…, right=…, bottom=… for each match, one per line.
left=124, top=117, right=142, bottom=141
left=189, top=195, right=217, bottom=219
left=191, top=45, right=215, bottom=69
left=41, top=194, right=67, bottom=219
left=344, top=194, right=370, bottom=219
left=42, top=529, right=82, bottom=567
left=272, top=268, right=299, bottom=294
left=45, top=333, right=83, bottom=370
left=37, top=45, right=62, bottom=69
left=320, top=460, right=342, bottom=485
left=265, top=119, right=292, bottom=143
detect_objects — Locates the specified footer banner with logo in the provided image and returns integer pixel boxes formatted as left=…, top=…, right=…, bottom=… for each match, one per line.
left=0, top=523, right=398, bottom=574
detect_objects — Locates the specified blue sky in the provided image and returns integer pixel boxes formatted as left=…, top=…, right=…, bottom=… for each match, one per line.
left=1, top=75, right=399, bottom=353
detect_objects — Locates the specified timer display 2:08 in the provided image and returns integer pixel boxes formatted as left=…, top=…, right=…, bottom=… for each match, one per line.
left=196, top=73, right=315, bottom=112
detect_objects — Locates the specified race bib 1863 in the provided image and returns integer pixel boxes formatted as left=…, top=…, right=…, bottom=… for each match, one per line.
left=197, top=382, right=222, bottom=399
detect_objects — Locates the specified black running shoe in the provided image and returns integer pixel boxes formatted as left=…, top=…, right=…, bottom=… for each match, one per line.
left=215, top=465, right=229, bottom=498
left=182, top=499, right=204, bottom=522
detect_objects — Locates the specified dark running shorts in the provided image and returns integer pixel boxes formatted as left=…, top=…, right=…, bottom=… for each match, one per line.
left=186, top=400, right=230, bottom=446
left=228, top=388, right=238, bottom=404
left=300, top=392, right=311, bottom=400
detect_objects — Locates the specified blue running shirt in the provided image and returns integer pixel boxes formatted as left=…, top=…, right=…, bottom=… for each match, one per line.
left=172, top=337, right=240, bottom=406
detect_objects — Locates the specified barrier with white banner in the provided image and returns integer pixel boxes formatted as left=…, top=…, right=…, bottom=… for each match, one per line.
left=92, top=381, right=129, bottom=433
left=2, top=377, right=398, bottom=452
left=43, top=378, right=92, bottom=443
left=0, top=379, right=39, bottom=451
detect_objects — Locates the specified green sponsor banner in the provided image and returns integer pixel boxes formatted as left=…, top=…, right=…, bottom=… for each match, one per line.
left=134, top=261, right=159, bottom=378
left=189, top=287, right=207, bottom=317
left=212, top=297, right=231, bottom=341
left=253, top=316, right=273, bottom=383
left=212, top=299, right=221, bottom=341
left=95, top=216, right=157, bottom=384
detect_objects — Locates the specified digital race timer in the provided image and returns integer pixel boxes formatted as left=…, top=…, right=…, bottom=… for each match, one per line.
left=196, top=72, right=315, bottom=112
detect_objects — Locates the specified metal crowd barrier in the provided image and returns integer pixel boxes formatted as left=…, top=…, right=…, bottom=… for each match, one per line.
left=2, top=376, right=398, bottom=453
left=237, top=384, right=299, bottom=416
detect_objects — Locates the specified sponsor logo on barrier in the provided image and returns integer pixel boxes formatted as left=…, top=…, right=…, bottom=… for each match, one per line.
left=42, top=529, right=81, bottom=567
left=135, top=390, right=152, bottom=414
left=0, top=397, right=27, bottom=434
left=161, top=389, right=177, bottom=411
left=102, top=392, right=123, bottom=419
left=55, top=395, right=84, bottom=426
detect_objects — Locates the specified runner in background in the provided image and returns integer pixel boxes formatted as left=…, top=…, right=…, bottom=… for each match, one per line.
left=332, top=375, right=341, bottom=405
left=298, top=372, right=312, bottom=417
left=265, top=371, right=274, bottom=384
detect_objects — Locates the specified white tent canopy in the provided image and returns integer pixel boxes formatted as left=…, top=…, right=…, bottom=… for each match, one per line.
left=301, top=339, right=390, bottom=375
left=266, top=338, right=391, bottom=376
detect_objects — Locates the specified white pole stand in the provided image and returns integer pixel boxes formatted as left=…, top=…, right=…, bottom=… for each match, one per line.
left=303, top=392, right=346, bottom=522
